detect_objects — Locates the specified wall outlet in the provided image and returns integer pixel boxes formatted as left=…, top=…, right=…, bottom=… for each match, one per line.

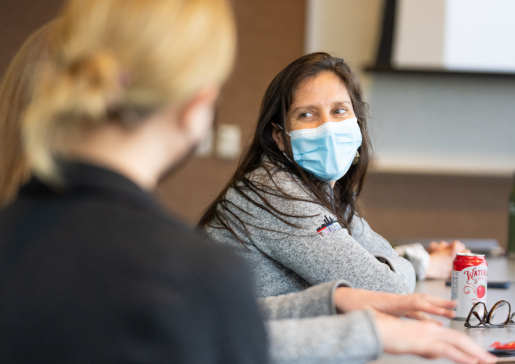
left=194, top=128, right=213, bottom=157
left=216, top=124, right=241, bottom=160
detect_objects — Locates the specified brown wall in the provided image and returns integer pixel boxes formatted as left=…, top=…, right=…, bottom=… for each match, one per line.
left=0, top=0, right=64, bottom=74
left=155, top=0, right=307, bottom=224
left=359, top=172, right=514, bottom=248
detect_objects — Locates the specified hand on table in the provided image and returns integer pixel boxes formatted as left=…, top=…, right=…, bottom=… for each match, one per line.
left=374, top=310, right=497, bottom=364
left=333, top=288, right=496, bottom=363
left=425, top=240, right=471, bottom=279
left=428, top=240, right=469, bottom=255
left=334, top=287, right=456, bottom=321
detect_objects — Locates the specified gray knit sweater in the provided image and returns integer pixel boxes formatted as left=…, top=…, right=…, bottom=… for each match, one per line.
left=261, top=280, right=382, bottom=363
left=205, top=160, right=416, bottom=296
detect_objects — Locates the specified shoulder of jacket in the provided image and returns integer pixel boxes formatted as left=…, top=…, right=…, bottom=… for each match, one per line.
left=240, top=157, right=313, bottom=199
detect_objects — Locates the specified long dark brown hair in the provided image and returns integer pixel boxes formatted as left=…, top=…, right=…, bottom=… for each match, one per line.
left=199, top=52, right=371, bottom=242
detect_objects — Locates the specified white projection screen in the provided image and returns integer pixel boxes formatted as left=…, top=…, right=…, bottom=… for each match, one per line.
left=392, top=0, right=515, bottom=73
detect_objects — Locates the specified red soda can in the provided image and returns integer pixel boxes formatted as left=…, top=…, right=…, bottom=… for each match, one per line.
left=451, top=253, right=488, bottom=320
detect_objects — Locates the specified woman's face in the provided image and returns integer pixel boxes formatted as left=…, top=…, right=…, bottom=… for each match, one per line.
left=286, top=71, right=355, bottom=132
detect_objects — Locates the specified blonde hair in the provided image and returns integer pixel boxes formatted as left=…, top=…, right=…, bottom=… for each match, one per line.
left=23, top=0, right=236, bottom=181
left=0, top=21, right=57, bottom=207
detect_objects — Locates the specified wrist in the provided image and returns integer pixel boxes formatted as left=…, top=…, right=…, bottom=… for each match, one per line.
left=333, top=286, right=353, bottom=314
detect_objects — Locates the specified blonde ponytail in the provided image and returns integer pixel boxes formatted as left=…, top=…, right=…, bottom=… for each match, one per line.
left=0, top=21, right=57, bottom=206
left=23, top=51, right=130, bottom=180
left=23, top=0, right=236, bottom=181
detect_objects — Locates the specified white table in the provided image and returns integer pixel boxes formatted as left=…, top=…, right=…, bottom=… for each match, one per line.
left=370, top=258, right=515, bottom=363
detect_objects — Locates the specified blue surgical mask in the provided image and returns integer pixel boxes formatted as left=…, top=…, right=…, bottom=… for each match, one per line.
left=283, top=118, right=362, bottom=182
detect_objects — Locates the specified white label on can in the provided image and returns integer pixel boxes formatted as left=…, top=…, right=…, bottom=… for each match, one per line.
left=451, top=265, right=487, bottom=319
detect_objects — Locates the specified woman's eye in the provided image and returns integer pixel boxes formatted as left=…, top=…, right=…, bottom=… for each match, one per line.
left=299, top=112, right=313, bottom=118
left=334, top=108, right=347, bottom=115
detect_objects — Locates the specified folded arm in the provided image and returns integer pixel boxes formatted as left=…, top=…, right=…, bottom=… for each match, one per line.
left=225, top=186, right=414, bottom=294
left=267, top=310, right=381, bottom=364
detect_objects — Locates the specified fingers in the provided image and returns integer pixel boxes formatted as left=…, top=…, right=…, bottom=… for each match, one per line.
left=421, top=293, right=458, bottom=309
left=378, top=315, right=497, bottom=364
left=425, top=340, right=482, bottom=364
left=438, top=326, right=497, bottom=364
left=429, top=241, right=449, bottom=253
left=450, top=240, right=469, bottom=254
left=410, top=322, right=496, bottom=364
left=403, top=311, right=442, bottom=323
left=450, top=240, right=464, bottom=247
left=429, top=241, right=440, bottom=252
left=405, top=294, right=457, bottom=319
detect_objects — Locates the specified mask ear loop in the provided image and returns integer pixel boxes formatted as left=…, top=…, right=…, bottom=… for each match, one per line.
left=276, top=123, right=291, bottom=136
left=274, top=123, right=294, bottom=163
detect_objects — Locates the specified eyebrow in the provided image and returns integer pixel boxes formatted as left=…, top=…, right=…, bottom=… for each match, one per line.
left=289, top=100, right=352, bottom=115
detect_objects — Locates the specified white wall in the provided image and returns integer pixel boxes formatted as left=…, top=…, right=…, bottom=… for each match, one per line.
left=444, top=0, right=515, bottom=72
left=305, top=0, right=515, bottom=175
left=392, top=0, right=446, bottom=69
left=305, top=0, right=383, bottom=92
left=392, top=0, right=515, bottom=72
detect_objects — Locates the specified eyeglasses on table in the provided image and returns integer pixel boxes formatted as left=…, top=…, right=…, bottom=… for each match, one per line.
left=465, top=300, right=515, bottom=328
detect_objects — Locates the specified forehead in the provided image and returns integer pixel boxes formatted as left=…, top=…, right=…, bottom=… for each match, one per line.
left=292, top=71, right=350, bottom=106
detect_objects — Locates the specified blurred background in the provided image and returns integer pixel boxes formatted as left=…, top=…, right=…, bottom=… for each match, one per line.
left=1, top=0, right=514, bottom=248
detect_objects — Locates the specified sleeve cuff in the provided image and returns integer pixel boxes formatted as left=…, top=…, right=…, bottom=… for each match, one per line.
left=374, top=254, right=396, bottom=272
left=257, top=280, right=353, bottom=320
left=266, top=309, right=382, bottom=363
left=329, top=280, right=353, bottom=316
left=363, top=308, right=383, bottom=356
left=394, top=243, right=430, bottom=280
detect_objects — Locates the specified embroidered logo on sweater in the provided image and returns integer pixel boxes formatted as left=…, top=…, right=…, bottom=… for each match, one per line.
left=316, top=215, right=342, bottom=237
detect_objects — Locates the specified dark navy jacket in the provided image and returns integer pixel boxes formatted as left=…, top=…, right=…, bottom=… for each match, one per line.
left=0, top=163, right=267, bottom=363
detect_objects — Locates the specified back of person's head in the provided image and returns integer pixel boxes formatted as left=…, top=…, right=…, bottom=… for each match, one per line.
left=23, top=0, right=236, bottom=181
left=0, top=22, right=57, bottom=207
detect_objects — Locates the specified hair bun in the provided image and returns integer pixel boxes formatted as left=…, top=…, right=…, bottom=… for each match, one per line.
left=22, top=0, right=236, bottom=182
left=63, top=51, right=127, bottom=115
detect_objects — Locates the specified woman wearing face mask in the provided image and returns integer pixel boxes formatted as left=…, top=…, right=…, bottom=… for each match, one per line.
left=200, top=52, right=418, bottom=296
